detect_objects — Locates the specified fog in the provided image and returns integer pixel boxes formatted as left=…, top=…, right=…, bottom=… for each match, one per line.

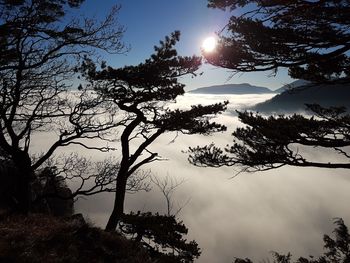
left=35, top=93, right=350, bottom=262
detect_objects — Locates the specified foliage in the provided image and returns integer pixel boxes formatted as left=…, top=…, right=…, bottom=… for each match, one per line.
left=189, top=104, right=350, bottom=170
left=233, top=218, right=350, bottom=263
left=206, top=0, right=350, bottom=83
left=0, top=0, right=126, bottom=213
left=189, top=0, right=350, bottom=171
left=84, top=31, right=228, bottom=231
left=120, top=212, right=201, bottom=263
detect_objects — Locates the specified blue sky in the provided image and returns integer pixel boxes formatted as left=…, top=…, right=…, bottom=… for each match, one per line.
left=79, top=0, right=294, bottom=90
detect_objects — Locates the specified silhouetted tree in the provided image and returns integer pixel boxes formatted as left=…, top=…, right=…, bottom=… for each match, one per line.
left=189, top=104, right=350, bottom=171
left=0, top=0, right=126, bottom=213
left=233, top=218, right=350, bottom=263
left=205, top=0, right=350, bottom=83
left=84, top=31, right=228, bottom=231
left=151, top=175, right=190, bottom=217
left=120, top=212, right=201, bottom=263
left=188, top=1, right=350, bottom=171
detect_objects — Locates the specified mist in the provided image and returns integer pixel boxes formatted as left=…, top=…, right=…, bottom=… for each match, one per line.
left=34, top=93, right=350, bottom=262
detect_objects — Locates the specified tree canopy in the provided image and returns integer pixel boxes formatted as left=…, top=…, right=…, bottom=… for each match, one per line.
left=189, top=0, right=350, bottom=171
left=206, top=0, right=350, bottom=83
left=120, top=212, right=201, bottom=262
left=189, top=104, right=350, bottom=171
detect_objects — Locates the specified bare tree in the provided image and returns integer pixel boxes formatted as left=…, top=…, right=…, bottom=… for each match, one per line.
left=31, top=154, right=151, bottom=208
left=0, top=0, right=127, bottom=213
left=151, top=174, right=190, bottom=217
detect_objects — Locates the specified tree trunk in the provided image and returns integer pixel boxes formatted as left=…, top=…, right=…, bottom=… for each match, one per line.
left=12, top=151, right=34, bottom=214
left=105, top=176, right=127, bottom=231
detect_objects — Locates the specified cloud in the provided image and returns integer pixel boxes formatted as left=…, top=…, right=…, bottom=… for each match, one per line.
left=33, top=93, right=350, bottom=262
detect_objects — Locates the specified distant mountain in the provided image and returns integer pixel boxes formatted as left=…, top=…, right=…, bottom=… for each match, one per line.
left=189, top=83, right=273, bottom=94
left=253, top=83, right=350, bottom=113
left=274, top=79, right=310, bottom=93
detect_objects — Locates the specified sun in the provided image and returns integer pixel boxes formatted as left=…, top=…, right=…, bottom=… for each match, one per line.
left=202, top=36, right=217, bottom=53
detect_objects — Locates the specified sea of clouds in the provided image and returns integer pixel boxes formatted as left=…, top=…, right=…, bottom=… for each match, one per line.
left=34, top=93, right=350, bottom=262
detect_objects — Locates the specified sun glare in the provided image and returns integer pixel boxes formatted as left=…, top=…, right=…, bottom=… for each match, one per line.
left=202, top=37, right=217, bottom=53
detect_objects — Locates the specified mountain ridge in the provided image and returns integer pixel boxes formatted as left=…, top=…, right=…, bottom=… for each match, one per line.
left=189, top=83, right=273, bottom=94
left=274, top=79, right=310, bottom=93
left=252, top=83, right=350, bottom=113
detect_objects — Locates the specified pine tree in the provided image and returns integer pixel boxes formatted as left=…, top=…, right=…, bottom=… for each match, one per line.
left=83, top=31, right=228, bottom=231
left=188, top=0, right=350, bottom=171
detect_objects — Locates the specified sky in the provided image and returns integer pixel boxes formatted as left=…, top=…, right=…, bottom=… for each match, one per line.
left=78, top=0, right=294, bottom=90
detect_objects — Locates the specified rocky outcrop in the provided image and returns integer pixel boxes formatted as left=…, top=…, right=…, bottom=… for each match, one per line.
left=0, top=161, right=73, bottom=217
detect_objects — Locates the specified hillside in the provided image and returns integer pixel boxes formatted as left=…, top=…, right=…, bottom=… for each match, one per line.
left=189, top=83, right=273, bottom=94
left=0, top=214, right=162, bottom=263
left=253, top=83, right=350, bottom=113
left=274, top=79, right=310, bottom=93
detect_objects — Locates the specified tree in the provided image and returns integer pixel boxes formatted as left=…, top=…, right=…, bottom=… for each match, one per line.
left=189, top=104, right=350, bottom=171
left=188, top=0, right=350, bottom=171
left=151, top=174, right=190, bottom=217
left=116, top=176, right=197, bottom=262
left=205, top=0, right=350, bottom=83
left=31, top=155, right=151, bottom=207
left=0, top=0, right=126, bottom=213
left=84, top=31, right=228, bottom=231
left=120, top=212, right=201, bottom=262
left=232, top=218, right=350, bottom=263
